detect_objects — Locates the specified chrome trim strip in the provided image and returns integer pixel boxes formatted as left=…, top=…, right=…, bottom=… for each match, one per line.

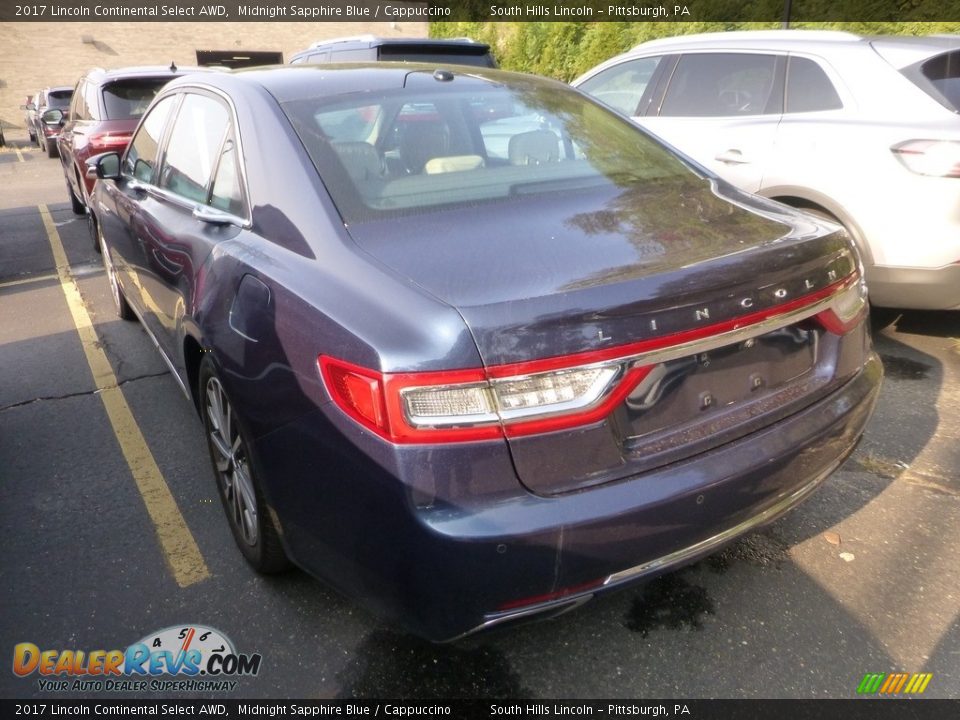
left=603, top=459, right=840, bottom=587
left=619, top=293, right=837, bottom=373
left=404, top=290, right=846, bottom=432
left=445, top=594, right=594, bottom=643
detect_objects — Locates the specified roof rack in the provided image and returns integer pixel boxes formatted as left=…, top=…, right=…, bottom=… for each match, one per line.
left=634, top=29, right=863, bottom=51
left=308, top=34, right=378, bottom=49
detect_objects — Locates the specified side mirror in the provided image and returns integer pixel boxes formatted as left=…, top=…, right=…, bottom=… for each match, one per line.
left=89, top=152, right=121, bottom=180
left=42, top=108, right=64, bottom=125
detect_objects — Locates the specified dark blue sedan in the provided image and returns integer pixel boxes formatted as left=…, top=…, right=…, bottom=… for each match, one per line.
left=88, top=64, right=882, bottom=641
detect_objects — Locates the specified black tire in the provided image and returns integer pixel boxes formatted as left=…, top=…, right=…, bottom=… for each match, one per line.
left=67, top=177, right=86, bottom=215
left=46, top=139, right=58, bottom=158
left=88, top=212, right=101, bottom=254
left=199, top=356, right=289, bottom=574
left=28, top=130, right=36, bottom=143
left=95, top=213, right=135, bottom=320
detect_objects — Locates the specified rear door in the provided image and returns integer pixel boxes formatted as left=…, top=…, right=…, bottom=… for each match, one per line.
left=641, top=51, right=786, bottom=193
left=134, top=91, right=243, bottom=362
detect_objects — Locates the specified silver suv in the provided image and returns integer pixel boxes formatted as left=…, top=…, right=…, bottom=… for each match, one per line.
left=575, top=30, right=960, bottom=311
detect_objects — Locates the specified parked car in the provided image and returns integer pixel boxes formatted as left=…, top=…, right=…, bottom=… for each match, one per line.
left=87, top=64, right=881, bottom=641
left=31, top=86, right=73, bottom=157
left=54, top=65, right=218, bottom=219
left=574, top=30, right=960, bottom=312
left=290, top=34, right=496, bottom=67
left=22, top=95, right=37, bottom=142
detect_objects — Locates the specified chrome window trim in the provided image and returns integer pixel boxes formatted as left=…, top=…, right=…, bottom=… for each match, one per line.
left=120, top=83, right=253, bottom=229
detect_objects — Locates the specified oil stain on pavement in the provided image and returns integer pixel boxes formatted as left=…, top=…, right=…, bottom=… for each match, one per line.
left=706, top=528, right=790, bottom=573
left=336, top=629, right=530, bottom=698
left=624, top=574, right=715, bottom=637
left=879, top=353, right=931, bottom=380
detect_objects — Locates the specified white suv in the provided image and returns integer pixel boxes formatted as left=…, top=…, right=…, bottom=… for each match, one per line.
left=574, top=30, right=960, bottom=311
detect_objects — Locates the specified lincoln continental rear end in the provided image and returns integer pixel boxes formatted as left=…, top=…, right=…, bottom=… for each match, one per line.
left=87, top=64, right=882, bottom=640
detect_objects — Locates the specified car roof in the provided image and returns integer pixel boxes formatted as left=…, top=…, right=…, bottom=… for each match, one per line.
left=632, top=29, right=960, bottom=52
left=622, top=29, right=960, bottom=69
left=83, top=65, right=223, bottom=83
left=305, top=35, right=487, bottom=50
left=166, top=63, right=561, bottom=104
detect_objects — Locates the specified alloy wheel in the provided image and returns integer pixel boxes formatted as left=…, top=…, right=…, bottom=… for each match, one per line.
left=205, top=377, right=259, bottom=547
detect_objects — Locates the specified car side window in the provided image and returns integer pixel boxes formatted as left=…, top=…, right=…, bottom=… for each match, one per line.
left=84, top=81, right=101, bottom=121
left=70, top=83, right=89, bottom=121
left=208, top=131, right=246, bottom=217
left=578, top=57, right=664, bottom=116
left=124, top=94, right=178, bottom=183
left=331, top=48, right=371, bottom=61
left=660, top=53, right=780, bottom=117
left=785, top=56, right=843, bottom=113
left=158, top=93, right=229, bottom=205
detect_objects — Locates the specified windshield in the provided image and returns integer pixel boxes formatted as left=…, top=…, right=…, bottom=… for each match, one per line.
left=282, top=78, right=702, bottom=223
left=102, top=78, right=174, bottom=120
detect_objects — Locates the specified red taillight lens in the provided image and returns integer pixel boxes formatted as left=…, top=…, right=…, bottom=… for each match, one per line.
left=89, top=133, right=131, bottom=152
left=814, top=276, right=868, bottom=335
left=320, top=355, right=648, bottom=444
left=319, top=358, right=388, bottom=436
left=321, top=274, right=864, bottom=444
left=891, top=139, right=960, bottom=178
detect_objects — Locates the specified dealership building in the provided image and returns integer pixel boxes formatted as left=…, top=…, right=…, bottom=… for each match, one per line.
left=0, top=20, right=428, bottom=133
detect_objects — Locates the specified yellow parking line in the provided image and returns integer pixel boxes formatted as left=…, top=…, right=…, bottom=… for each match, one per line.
left=39, top=204, right=210, bottom=588
left=15, top=146, right=25, bottom=162
left=0, top=271, right=60, bottom=289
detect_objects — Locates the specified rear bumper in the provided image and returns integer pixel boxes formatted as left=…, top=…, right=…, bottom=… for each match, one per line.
left=868, top=263, right=960, bottom=310
left=257, top=354, right=882, bottom=641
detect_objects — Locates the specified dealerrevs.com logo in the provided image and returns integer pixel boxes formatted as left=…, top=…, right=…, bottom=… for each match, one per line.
left=13, top=625, right=261, bottom=692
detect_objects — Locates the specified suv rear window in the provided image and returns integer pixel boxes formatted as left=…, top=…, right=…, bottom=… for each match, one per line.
left=915, top=50, right=960, bottom=112
left=378, top=46, right=495, bottom=68
left=102, top=78, right=172, bottom=120
left=47, top=90, right=73, bottom=109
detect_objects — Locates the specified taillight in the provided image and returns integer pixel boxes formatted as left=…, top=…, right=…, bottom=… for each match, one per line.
left=891, top=139, right=960, bottom=178
left=89, top=133, right=131, bottom=152
left=814, top=276, right=868, bottom=335
left=321, top=273, right=864, bottom=444
left=319, top=356, right=650, bottom=443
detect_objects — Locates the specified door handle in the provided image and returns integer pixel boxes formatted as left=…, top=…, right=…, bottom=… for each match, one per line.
left=715, top=149, right=749, bottom=165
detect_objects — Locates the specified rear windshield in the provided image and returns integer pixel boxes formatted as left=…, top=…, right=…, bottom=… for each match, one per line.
left=378, top=46, right=496, bottom=68
left=282, top=76, right=702, bottom=223
left=102, top=78, right=174, bottom=120
left=47, top=90, right=72, bottom=109
left=909, top=50, right=960, bottom=112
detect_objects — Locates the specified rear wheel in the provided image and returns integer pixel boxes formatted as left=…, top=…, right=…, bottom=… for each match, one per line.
left=45, top=138, right=57, bottom=158
left=200, top=357, right=289, bottom=574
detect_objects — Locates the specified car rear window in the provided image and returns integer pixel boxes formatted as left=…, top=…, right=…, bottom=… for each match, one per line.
left=47, top=90, right=73, bottom=109
left=102, top=78, right=174, bottom=120
left=915, top=50, right=960, bottom=112
left=282, top=76, right=705, bottom=224
left=378, top=46, right=496, bottom=68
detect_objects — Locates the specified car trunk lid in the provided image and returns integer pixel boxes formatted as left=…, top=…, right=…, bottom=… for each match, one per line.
left=347, top=179, right=859, bottom=495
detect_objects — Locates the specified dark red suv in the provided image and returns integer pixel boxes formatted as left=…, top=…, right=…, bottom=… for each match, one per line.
left=55, top=65, right=218, bottom=220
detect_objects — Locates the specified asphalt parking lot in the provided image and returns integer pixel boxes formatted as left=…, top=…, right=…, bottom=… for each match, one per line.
left=1, top=130, right=958, bottom=700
